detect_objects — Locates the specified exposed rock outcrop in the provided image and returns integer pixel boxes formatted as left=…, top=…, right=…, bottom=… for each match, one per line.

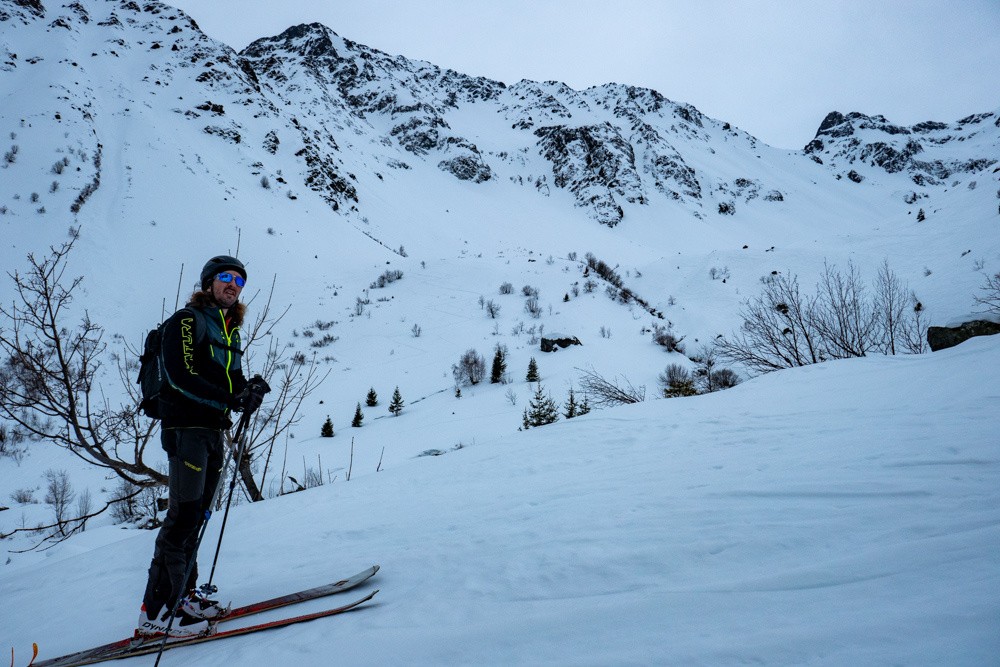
left=541, top=335, right=582, bottom=352
left=927, top=320, right=1000, bottom=351
left=805, top=110, right=998, bottom=184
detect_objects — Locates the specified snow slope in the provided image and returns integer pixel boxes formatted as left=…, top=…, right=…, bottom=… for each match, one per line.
left=3, top=336, right=998, bottom=665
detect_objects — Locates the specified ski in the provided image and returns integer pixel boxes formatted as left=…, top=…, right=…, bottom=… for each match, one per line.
left=33, top=590, right=378, bottom=667
left=26, top=565, right=379, bottom=667
left=218, top=563, right=379, bottom=621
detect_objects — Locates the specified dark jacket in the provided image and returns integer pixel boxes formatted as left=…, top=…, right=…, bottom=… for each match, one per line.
left=159, top=300, right=247, bottom=430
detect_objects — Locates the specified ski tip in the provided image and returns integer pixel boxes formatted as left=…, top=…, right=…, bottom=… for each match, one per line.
left=29, top=643, right=39, bottom=666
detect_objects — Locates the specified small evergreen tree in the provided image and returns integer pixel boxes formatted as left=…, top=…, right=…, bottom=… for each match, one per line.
left=563, top=388, right=578, bottom=419
left=524, top=383, right=559, bottom=428
left=490, top=344, right=507, bottom=384
left=351, top=403, right=364, bottom=427
left=526, top=357, right=539, bottom=382
left=321, top=416, right=334, bottom=437
left=365, top=387, right=378, bottom=407
left=578, top=394, right=591, bottom=415
left=388, top=386, right=404, bottom=416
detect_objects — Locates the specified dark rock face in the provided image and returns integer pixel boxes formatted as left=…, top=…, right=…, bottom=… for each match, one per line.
left=805, top=110, right=998, bottom=184
left=541, top=335, right=582, bottom=352
left=534, top=123, right=641, bottom=227
left=439, top=155, right=492, bottom=183
left=927, top=320, right=1000, bottom=351
left=0, top=0, right=45, bottom=22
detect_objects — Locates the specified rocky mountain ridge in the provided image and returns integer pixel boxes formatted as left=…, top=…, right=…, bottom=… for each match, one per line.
left=805, top=110, right=998, bottom=186
left=2, top=0, right=998, bottom=230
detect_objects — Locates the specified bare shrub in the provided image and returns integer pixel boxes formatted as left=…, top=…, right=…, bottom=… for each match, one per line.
left=577, top=367, right=645, bottom=407
left=812, top=261, right=878, bottom=358
left=903, top=298, right=929, bottom=354
left=716, top=272, right=823, bottom=373
left=719, top=261, right=927, bottom=375
left=44, top=469, right=75, bottom=537
left=584, top=253, right=624, bottom=289
left=710, top=368, right=742, bottom=390
left=0, top=422, right=28, bottom=461
left=11, top=488, right=35, bottom=504
left=974, top=271, right=1000, bottom=316
left=110, top=478, right=162, bottom=527
left=371, top=269, right=403, bottom=289
left=652, top=324, right=685, bottom=354
left=873, top=260, right=908, bottom=355
left=693, top=346, right=740, bottom=393
left=0, top=240, right=167, bottom=498
left=452, top=348, right=486, bottom=386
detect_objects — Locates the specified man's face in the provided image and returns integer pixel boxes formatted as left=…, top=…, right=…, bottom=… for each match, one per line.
left=212, top=271, right=244, bottom=309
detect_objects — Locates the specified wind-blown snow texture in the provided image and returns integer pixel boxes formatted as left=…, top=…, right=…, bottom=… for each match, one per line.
left=1, top=1, right=999, bottom=664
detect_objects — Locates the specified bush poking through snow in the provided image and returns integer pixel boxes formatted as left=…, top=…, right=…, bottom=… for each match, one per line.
left=651, top=324, right=685, bottom=354
left=453, top=349, right=486, bottom=386
left=371, top=269, right=403, bottom=289
left=718, top=260, right=929, bottom=374
left=576, top=367, right=645, bottom=407
left=659, top=364, right=698, bottom=398
left=975, top=271, right=1000, bottom=316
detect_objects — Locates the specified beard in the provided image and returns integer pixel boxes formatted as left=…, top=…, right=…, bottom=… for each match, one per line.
left=213, top=284, right=240, bottom=309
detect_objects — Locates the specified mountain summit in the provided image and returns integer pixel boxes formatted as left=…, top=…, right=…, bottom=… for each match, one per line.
left=2, top=0, right=997, bottom=230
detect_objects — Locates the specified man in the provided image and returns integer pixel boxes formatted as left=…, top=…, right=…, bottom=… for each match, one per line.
left=136, top=255, right=264, bottom=639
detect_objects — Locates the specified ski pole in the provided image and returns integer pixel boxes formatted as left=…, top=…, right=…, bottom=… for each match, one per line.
left=203, top=375, right=270, bottom=592
left=152, top=409, right=252, bottom=666
left=202, top=415, right=251, bottom=593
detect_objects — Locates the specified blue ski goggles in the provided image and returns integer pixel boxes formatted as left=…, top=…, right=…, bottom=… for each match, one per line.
left=216, top=272, right=246, bottom=287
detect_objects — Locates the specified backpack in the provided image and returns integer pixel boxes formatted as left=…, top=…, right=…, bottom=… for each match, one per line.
left=137, top=308, right=204, bottom=418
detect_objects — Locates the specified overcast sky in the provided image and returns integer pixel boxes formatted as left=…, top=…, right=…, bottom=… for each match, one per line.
left=168, top=0, right=1000, bottom=150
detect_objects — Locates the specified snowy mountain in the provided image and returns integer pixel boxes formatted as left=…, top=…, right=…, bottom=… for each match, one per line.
left=1, top=1, right=998, bottom=664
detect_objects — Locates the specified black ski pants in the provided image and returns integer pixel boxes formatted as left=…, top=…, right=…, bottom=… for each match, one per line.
left=142, top=428, right=224, bottom=619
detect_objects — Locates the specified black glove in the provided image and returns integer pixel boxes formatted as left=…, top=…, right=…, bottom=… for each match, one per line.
left=231, top=388, right=262, bottom=414
left=247, top=374, right=271, bottom=396
left=231, top=374, right=271, bottom=414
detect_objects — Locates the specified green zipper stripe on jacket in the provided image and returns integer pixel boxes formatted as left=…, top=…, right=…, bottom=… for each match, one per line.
left=215, top=308, right=237, bottom=395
